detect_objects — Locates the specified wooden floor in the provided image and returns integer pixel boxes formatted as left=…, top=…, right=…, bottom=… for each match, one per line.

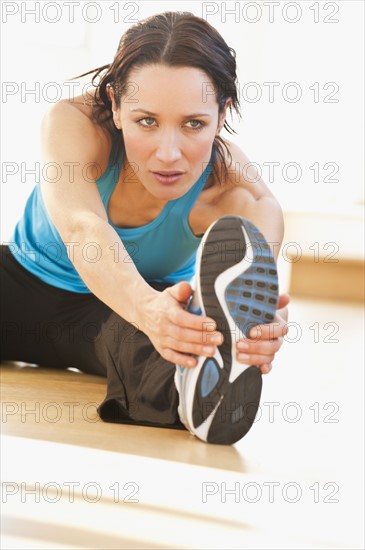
left=1, top=297, right=364, bottom=549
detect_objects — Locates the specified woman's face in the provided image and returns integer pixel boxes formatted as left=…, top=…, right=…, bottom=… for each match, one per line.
left=111, top=64, right=230, bottom=201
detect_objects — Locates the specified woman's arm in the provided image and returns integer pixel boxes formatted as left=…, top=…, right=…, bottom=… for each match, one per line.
left=218, top=138, right=284, bottom=261
left=40, top=101, right=153, bottom=325
left=40, top=102, right=218, bottom=368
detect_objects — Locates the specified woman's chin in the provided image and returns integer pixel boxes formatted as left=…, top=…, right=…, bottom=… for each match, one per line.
left=149, top=181, right=192, bottom=201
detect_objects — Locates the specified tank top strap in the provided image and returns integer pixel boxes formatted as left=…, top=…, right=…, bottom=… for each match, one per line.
left=109, top=129, right=125, bottom=171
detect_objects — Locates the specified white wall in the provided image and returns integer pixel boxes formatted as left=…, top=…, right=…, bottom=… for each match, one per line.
left=1, top=1, right=364, bottom=243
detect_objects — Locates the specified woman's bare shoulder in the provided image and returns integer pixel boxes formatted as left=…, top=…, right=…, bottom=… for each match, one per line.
left=61, top=89, right=104, bottom=121
left=41, top=93, right=113, bottom=167
left=193, top=138, right=279, bottom=225
left=202, top=138, right=277, bottom=206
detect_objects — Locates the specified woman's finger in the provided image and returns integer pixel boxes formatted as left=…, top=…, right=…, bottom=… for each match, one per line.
left=277, top=293, right=290, bottom=310
left=248, top=320, right=288, bottom=340
left=237, top=337, right=282, bottom=355
left=167, top=320, right=224, bottom=346
left=258, top=363, right=273, bottom=375
left=162, top=347, right=198, bottom=368
left=161, top=334, right=218, bottom=358
left=236, top=352, right=276, bottom=365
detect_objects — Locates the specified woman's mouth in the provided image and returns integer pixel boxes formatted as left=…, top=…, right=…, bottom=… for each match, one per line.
left=152, top=171, right=185, bottom=185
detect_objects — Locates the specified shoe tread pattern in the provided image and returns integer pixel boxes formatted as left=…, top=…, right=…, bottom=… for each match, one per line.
left=225, top=218, right=279, bottom=335
left=193, top=216, right=278, bottom=444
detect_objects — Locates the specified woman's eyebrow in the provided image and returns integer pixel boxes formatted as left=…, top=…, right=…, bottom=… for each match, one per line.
left=129, top=108, right=212, bottom=117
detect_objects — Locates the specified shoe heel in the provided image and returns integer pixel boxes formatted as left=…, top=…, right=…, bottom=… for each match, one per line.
left=206, top=366, right=262, bottom=444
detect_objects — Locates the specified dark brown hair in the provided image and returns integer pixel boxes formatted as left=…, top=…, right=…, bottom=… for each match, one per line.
left=74, top=11, right=241, bottom=182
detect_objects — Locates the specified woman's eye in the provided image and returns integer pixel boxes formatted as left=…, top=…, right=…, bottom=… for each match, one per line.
left=186, top=120, right=203, bottom=130
left=136, top=118, right=204, bottom=130
left=138, top=117, right=156, bottom=127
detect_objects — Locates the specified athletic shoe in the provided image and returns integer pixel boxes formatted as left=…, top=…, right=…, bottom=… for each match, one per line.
left=174, top=215, right=279, bottom=445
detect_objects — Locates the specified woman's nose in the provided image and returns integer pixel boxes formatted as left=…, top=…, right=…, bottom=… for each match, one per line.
left=155, top=131, right=182, bottom=163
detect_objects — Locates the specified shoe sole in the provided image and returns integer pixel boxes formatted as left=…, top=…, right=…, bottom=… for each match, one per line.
left=183, top=216, right=279, bottom=445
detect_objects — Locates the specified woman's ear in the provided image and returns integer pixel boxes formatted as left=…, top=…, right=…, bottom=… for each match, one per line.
left=107, top=84, right=117, bottom=109
left=216, top=98, right=232, bottom=134
left=107, top=85, right=122, bottom=129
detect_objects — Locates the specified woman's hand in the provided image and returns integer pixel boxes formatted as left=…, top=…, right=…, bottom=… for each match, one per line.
left=235, top=294, right=290, bottom=375
left=140, top=285, right=289, bottom=372
left=139, top=281, right=224, bottom=368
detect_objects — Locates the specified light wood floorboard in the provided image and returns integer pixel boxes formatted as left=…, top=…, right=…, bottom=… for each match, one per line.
left=1, top=297, right=364, bottom=549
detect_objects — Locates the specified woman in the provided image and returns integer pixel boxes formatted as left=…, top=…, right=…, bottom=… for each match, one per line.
left=0, top=11, right=289, bottom=445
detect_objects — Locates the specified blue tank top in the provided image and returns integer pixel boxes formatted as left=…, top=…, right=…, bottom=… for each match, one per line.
left=9, top=134, right=213, bottom=293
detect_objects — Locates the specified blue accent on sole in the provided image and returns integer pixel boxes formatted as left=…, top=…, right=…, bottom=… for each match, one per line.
left=201, top=358, right=220, bottom=398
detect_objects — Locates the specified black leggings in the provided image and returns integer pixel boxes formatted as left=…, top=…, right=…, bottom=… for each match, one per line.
left=0, top=245, right=184, bottom=430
